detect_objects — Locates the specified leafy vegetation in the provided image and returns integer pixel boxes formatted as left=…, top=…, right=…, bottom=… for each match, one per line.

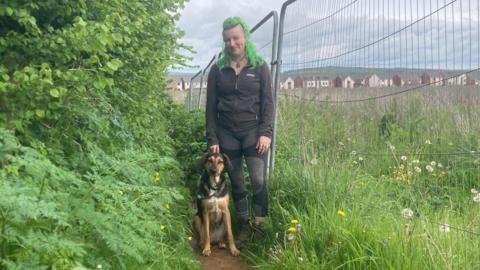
left=0, top=1, right=201, bottom=269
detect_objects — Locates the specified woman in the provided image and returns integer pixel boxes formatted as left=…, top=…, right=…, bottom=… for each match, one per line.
left=205, top=16, right=274, bottom=242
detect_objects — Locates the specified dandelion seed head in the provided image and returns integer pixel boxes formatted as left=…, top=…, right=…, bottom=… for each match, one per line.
left=97, top=265, right=102, bottom=269
left=413, top=159, right=419, bottom=164
left=358, top=156, right=364, bottom=161
left=402, top=208, right=414, bottom=219
left=407, top=171, right=413, bottom=177
left=425, top=140, right=432, bottom=145
left=414, top=166, right=422, bottom=173
left=389, top=145, right=396, bottom=151
left=439, top=224, right=450, bottom=233
left=298, top=257, right=304, bottom=262
left=473, top=194, right=480, bottom=203
left=351, top=150, right=357, bottom=155
left=401, top=156, right=407, bottom=161
left=430, top=161, right=436, bottom=167
left=426, top=165, right=434, bottom=173
left=471, top=188, right=479, bottom=194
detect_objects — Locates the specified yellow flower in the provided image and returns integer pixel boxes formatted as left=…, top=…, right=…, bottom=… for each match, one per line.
left=165, top=203, right=170, bottom=209
left=154, top=171, right=161, bottom=181
left=187, top=236, right=192, bottom=241
left=160, top=225, right=165, bottom=231
left=291, top=219, right=299, bottom=224
left=287, top=227, right=297, bottom=233
left=337, top=210, right=346, bottom=217
left=118, top=190, right=123, bottom=195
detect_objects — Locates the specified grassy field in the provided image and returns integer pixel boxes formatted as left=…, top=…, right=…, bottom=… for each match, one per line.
left=241, top=87, right=480, bottom=269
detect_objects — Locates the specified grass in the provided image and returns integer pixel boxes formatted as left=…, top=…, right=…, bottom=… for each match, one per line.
left=242, top=87, right=480, bottom=269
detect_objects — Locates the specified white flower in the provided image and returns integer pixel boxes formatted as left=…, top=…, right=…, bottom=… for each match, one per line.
left=474, top=194, right=480, bottom=203
left=338, top=141, right=345, bottom=146
left=439, top=224, right=450, bottom=233
left=426, top=165, right=434, bottom=173
left=402, top=208, right=414, bottom=219
left=471, top=188, right=479, bottom=194
left=358, top=156, right=364, bottom=161
left=298, top=257, right=304, bottom=262
left=351, top=150, right=357, bottom=155
left=430, top=161, right=436, bottom=167
left=425, top=140, right=432, bottom=145
left=412, top=159, right=419, bottom=164
left=97, top=265, right=102, bottom=269
left=407, top=170, right=413, bottom=177
left=389, top=145, right=396, bottom=151
left=287, top=234, right=295, bottom=241
left=353, top=161, right=358, bottom=165
left=401, top=156, right=407, bottom=161
left=437, top=162, right=443, bottom=168
left=414, top=166, right=422, bottom=173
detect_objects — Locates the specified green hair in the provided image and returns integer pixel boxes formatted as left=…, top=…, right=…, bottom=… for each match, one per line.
left=217, top=16, right=265, bottom=70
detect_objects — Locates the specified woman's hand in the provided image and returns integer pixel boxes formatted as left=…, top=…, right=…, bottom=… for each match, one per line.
left=209, top=144, right=220, bottom=154
left=256, top=136, right=271, bottom=155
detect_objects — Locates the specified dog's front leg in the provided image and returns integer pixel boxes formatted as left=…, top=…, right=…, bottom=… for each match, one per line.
left=201, top=210, right=211, bottom=256
left=223, top=208, right=240, bottom=256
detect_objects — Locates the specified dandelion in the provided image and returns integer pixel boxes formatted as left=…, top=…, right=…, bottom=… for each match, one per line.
left=165, top=203, right=170, bottom=209
left=358, top=156, right=364, bottom=162
left=118, top=189, right=124, bottom=195
left=413, top=159, right=419, bottom=164
left=425, top=139, right=432, bottom=145
left=353, top=161, right=358, bottom=165
left=155, top=171, right=161, bottom=181
left=351, top=150, right=357, bottom=155
left=298, top=257, right=304, bottom=262
left=414, top=166, right=422, bottom=173
left=291, top=219, right=299, bottom=224
left=389, top=145, right=396, bottom=151
left=439, top=224, right=450, bottom=233
left=437, top=163, right=443, bottom=168
left=402, top=208, right=414, bottom=219
left=430, top=161, right=436, bottom=167
left=310, top=158, right=318, bottom=165
left=287, top=227, right=297, bottom=233
left=426, top=165, right=434, bottom=173
left=401, top=156, right=407, bottom=161
left=160, top=225, right=165, bottom=231
left=337, top=210, right=346, bottom=217
left=473, top=194, right=480, bottom=203
left=287, top=234, right=296, bottom=241
left=471, top=188, right=479, bottom=194
left=187, top=236, right=192, bottom=241
left=97, top=265, right=102, bottom=269
left=338, top=141, right=345, bottom=146
left=407, top=170, right=413, bottom=177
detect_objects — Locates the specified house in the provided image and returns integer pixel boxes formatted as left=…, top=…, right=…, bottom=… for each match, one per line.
left=304, top=76, right=317, bottom=88
left=343, top=76, right=355, bottom=88
left=392, top=74, right=403, bottom=87
left=294, top=76, right=304, bottom=89
left=334, top=76, right=343, bottom=88
left=366, top=74, right=382, bottom=87
left=318, top=76, right=331, bottom=87
left=282, top=77, right=295, bottom=90
left=165, top=81, right=177, bottom=91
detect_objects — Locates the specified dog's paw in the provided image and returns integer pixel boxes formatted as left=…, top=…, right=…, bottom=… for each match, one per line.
left=230, top=246, right=240, bottom=256
left=201, top=248, right=212, bottom=256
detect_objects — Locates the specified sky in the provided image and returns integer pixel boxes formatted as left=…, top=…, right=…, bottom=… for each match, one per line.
left=173, top=0, right=480, bottom=75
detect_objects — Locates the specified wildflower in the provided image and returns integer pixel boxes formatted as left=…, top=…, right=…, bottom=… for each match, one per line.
left=471, top=188, right=479, bottom=194
left=401, top=156, right=407, bottom=161
left=187, top=236, right=192, bottom=241
left=353, top=161, right=358, bottom=165
left=437, top=163, right=443, bottom=168
left=337, top=210, right=346, bottom=217
left=287, top=234, right=296, bottom=241
left=165, top=203, right=170, bottom=209
left=414, top=166, right=422, bottom=173
left=310, top=158, right=318, bottom=165
left=425, top=139, right=432, bottom=145
left=426, top=165, right=434, bottom=173
left=389, top=145, right=396, bottom=151
left=430, top=161, right=436, bottom=167
left=287, top=227, right=297, bottom=233
left=407, top=170, right=413, bottom=177
left=97, top=265, right=102, bottom=269
left=351, top=150, right=357, bottom=155
left=298, top=257, right=304, bottom=262
left=412, top=159, right=419, bottom=164
left=155, top=171, right=161, bottom=181
left=291, top=219, right=299, bottom=224
left=160, top=225, right=165, bottom=231
left=473, top=194, right=480, bottom=203
left=358, top=156, right=364, bottom=162
left=118, top=189, right=123, bottom=195
left=402, top=208, right=414, bottom=219
left=439, top=224, right=450, bottom=233
left=338, top=141, right=345, bottom=146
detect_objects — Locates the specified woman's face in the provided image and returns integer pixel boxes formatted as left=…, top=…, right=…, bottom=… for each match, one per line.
left=223, top=24, right=246, bottom=57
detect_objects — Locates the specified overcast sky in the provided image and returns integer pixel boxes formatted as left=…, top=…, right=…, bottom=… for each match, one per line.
left=173, top=0, right=480, bottom=74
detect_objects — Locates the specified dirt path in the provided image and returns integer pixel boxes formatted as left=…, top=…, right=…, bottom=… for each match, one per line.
left=196, top=246, right=250, bottom=270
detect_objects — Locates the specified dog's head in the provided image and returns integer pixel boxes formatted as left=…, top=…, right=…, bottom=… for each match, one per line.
left=201, top=152, right=231, bottom=188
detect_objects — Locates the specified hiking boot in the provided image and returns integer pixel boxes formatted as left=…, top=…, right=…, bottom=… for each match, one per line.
left=236, top=221, right=252, bottom=245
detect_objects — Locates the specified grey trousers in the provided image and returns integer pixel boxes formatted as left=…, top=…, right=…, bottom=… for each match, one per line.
left=216, top=125, right=268, bottom=222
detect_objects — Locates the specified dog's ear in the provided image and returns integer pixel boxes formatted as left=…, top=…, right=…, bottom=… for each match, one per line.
left=221, top=153, right=232, bottom=171
left=198, top=153, right=210, bottom=169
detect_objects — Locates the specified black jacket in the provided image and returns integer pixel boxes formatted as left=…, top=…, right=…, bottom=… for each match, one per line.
left=205, top=62, right=274, bottom=146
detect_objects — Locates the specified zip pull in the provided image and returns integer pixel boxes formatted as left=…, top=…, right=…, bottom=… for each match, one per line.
left=235, top=74, right=239, bottom=90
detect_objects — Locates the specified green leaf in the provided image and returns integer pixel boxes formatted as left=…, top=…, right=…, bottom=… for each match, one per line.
left=35, top=109, right=45, bottom=118
left=6, top=7, right=13, bottom=16
left=49, top=89, right=60, bottom=98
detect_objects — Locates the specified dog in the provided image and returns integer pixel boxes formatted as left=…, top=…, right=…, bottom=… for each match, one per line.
left=193, top=152, right=240, bottom=257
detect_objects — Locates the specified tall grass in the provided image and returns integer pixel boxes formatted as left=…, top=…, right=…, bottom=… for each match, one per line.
left=244, top=87, right=480, bottom=269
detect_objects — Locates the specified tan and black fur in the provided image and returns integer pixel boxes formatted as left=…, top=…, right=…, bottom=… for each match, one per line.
left=193, top=152, right=240, bottom=256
